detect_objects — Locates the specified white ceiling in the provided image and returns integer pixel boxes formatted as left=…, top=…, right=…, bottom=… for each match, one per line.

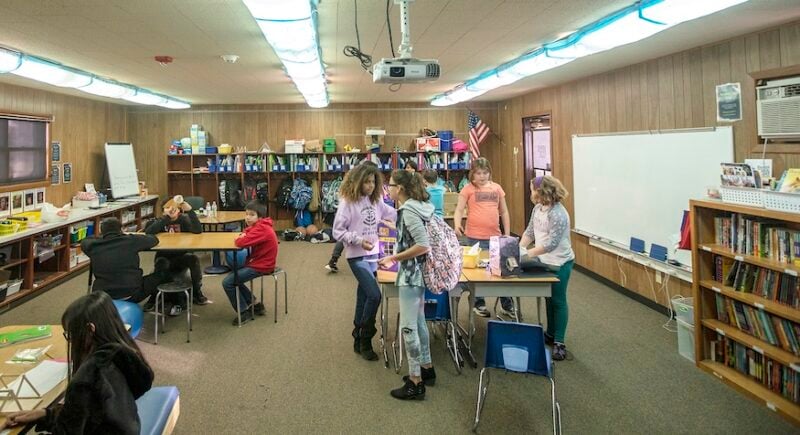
left=0, top=0, right=798, bottom=106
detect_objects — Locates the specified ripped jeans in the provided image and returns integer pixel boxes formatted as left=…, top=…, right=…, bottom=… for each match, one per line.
left=399, top=285, right=432, bottom=377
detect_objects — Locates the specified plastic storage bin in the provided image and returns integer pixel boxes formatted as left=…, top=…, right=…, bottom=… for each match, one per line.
left=502, top=345, right=529, bottom=372
left=6, top=279, right=22, bottom=297
left=671, top=296, right=694, bottom=326
left=462, top=247, right=480, bottom=268
left=676, top=318, right=695, bottom=362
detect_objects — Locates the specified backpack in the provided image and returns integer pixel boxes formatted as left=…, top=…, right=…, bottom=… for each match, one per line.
left=289, top=178, right=312, bottom=210
left=219, top=179, right=244, bottom=210
left=309, top=178, right=320, bottom=212
left=444, top=180, right=456, bottom=193
left=404, top=210, right=462, bottom=294
left=276, top=178, right=294, bottom=209
left=321, top=177, right=342, bottom=213
left=256, top=182, right=269, bottom=204
left=458, top=177, right=469, bottom=192
left=242, top=179, right=257, bottom=203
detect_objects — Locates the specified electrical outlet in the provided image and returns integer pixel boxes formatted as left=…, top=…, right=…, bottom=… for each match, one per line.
left=655, top=271, right=662, bottom=284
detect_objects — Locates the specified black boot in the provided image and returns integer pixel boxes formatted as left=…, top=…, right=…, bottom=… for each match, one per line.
left=359, top=319, right=379, bottom=361
left=390, top=378, right=426, bottom=400
left=403, top=366, right=437, bottom=386
left=351, top=324, right=360, bottom=354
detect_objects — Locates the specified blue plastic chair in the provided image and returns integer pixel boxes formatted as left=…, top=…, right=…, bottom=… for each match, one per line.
left=473, top=321, right=561, bottom=434
left=136, top=386, right=180, bottom=435
left=112, top=299, right=144, bottom=339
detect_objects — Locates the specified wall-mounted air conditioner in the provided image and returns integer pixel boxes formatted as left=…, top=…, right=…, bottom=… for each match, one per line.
left=757, top=76, right=800, bottom=139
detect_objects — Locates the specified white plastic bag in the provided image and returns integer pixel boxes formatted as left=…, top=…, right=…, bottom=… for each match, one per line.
left=40, top=203, right=71, bottom=223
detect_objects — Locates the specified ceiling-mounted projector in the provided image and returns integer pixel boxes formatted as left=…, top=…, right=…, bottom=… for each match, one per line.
left=373, top=58, right=440, bottom=83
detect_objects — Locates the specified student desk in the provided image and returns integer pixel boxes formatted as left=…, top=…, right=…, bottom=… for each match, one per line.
left=0, top=325, right=66, bottom=434
left=198, top=212, right=246, bottom=274
left=152, top=233, right=249, bottom=327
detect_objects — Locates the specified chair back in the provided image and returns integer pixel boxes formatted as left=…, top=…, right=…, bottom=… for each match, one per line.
left=136, top=386, right=180, bottom=435
left=483, top=320, right=551, bottom=377
left=112, top=299, right=144, bottom=339
left=423, top=289, right=451, bottom=321
left=184, top=196, right=205, bottom=211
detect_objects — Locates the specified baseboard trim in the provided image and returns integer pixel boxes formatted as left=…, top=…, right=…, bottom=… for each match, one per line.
left=574, top=264, right=671, bottom=317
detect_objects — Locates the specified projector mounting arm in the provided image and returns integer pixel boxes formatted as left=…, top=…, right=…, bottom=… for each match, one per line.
left=395, top=0, right=414, bottom=59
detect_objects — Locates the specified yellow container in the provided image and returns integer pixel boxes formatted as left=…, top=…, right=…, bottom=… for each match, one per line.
left=16, top=211, right=41, bottom=222
left=0, top=221, right=20, bottom=235
left=218, top=144, right=232, bottom=154
left=462, top=247, right=480, bottom=269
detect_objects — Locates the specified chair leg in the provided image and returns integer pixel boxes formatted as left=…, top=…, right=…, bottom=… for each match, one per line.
left=473, top=368, right=490, bottom=432
left=549, top=377, right=560, bottom=435
left=249, top=279, right=255, bottom=319
left=446, top=321, right=462, bottom=374
left=273, top=274, right=278, bottom=324
left=283, top=270, right=288, bottom=314
left=259, top=276, right=264, bottom=318
left=185, top=290, right=192, bottom=343
left=154, top=291, right=161, bottom=345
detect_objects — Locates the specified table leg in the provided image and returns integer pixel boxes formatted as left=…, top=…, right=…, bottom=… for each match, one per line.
left=380, top=284, right=389, bottom=369
left=234, top=251, right=241, bottom=327
left=204, top=252, right=230, bottom=274
left=515, top=296, right=522, bottom=323
left=537, top=297, right=542, bottom=325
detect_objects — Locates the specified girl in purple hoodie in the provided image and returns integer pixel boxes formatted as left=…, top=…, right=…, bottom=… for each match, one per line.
left=333, top=164, right=397, bottom=361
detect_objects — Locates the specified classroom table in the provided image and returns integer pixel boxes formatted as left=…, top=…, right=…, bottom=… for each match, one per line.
left=152, top=232, right=249, bottom=327
left=0, top=325, right=67, bottom=434
left=198, top=211, right=246, bottom=274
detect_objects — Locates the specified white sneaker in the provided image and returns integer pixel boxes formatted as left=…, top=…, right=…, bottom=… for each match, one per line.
left=169, top=305, right=183, bottom=316
left=498, top=305, right=519, bottom=320
left=473, top=306, right=490, bottom=318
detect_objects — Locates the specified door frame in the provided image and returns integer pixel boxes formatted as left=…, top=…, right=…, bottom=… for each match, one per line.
left=521, top=112, right=552, bottom=221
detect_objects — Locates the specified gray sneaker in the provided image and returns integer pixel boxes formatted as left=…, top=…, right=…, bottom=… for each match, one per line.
left=552, top=342, right=567, bottom=361
left=498, top=304, right=519, bottom=320
left=473, top=305, right=490, bottom=318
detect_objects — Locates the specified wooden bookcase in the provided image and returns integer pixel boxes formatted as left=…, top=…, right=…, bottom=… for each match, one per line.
left=0, top=196, right=158, bottom=311
left=690, top=199, right=800, bottom=425
left=167, top=151, right=471, bottom=228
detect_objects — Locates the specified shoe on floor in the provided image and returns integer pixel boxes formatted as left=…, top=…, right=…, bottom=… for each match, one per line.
left=402, top=366, right=436, bottom=387
left=324, top=261, right=339, bottom=273
left=143, top=298, right=156, bottom=312
left=473, top=305, right=490, bottom=318
left=168, top=304, right=183, bottom=317
left=253, top=302, right=266, bottom=316
left=498, top=304, right=519, bottom=319
left=390, top=378, right=426, bottom=400
left=232, top=310, right=255, bottom=326
left=193, top=293, right=211, bottom=305
left=552, top=342, right=567, bottom=361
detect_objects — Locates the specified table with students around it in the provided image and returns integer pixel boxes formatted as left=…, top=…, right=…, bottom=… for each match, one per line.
left=197, top=211, right=247, bottom=274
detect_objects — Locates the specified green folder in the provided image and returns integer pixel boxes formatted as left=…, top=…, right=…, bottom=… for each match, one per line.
left=0, top=325, right=52, bottom=348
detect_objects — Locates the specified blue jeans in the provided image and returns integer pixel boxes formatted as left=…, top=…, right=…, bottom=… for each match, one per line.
left=347, top=255, right=381, bottom=326
left=222, top=266, right=264, bottom=313
left=461, top=237, right=513, bottom=310
left=399, top=285, right=431, bottom=377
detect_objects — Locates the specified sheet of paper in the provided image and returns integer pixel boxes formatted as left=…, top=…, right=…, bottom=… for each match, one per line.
left=5, top=360, right=67, bottom=399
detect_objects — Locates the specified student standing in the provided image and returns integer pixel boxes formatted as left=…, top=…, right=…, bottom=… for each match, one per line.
left=1, top=292, right=154, bottom=433
left=452, top=158, right=514, bottom=317
left=144, top=195, right=209, bottom=315
left=333, top=164, right=397, bottom=360
left=519, top=175, right=575, bottom=361
left=380, top=170, right=436, bottom=400
left=404, top=160, right=418, bottom=172
left=222, top=200, right=279, bottom=325
left=423, top=169, right=444, bottom=217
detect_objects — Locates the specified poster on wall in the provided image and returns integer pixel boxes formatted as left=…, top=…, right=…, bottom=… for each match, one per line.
left=35, top=188, right=45, bottom=209
left=63, top=163, right=72, bottom=183
left=0, top=193, right=9, bottom=218
left=51, top=141, right=61, bottom=162
left=716, top=83, right=742, bottom=122
left=11, top=191, right=23, bottom=215
left=23, top=190, right=35, bottom=212
left=51, top=164, right=61, bottom=185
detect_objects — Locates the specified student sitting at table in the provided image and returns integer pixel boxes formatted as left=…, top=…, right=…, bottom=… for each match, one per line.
left=222, top=200, right=279, bottom=325
left=82, top=217, right=170, bottom=309
left=1, top=291, right=154, bottom=434
left=145, top=195, right=209, bottom=315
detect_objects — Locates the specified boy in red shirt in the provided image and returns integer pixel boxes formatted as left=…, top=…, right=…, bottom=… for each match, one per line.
left=222, top=200, right=279, bottom=325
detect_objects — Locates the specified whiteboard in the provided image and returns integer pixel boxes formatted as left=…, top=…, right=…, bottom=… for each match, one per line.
left=572, top=127, right=734, bottom=267
left=104, top=143, right=140, bottom=199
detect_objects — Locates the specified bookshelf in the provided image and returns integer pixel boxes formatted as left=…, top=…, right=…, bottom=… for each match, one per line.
left=690, top=199, right=800, bottom=425
left=166, top=151, right=471, bottom=228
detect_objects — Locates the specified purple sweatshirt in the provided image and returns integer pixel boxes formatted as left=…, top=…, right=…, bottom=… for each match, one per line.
left=333, top=196, right=397, bottom=259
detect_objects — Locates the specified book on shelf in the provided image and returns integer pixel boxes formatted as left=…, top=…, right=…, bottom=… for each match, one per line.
left=713, top=255, right=800, bottom=309
left=713, top=292, right=800, bottom=355
left=714, top=213, right=800, bottom=266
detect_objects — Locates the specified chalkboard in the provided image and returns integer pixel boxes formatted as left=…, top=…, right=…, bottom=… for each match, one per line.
left=571, top=127, right=734, bottom=267
left=104, top=143, right=140, bottom=199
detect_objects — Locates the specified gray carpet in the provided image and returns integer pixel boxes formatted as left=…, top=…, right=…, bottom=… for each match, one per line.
left=1, top=243, right=796, bottom=434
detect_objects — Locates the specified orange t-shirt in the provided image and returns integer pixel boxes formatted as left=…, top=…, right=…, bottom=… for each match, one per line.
left=460, top=181, right=505, bottom=240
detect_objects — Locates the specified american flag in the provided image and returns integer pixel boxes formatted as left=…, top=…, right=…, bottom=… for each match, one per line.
left=468, top=111, right=489, bottom=159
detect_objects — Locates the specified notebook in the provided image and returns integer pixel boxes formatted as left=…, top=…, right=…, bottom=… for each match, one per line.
left=0, top=325, right=52, bottom=348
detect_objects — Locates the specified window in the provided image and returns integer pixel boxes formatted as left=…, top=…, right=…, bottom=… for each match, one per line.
left=0, top=113, right=51, bottom=189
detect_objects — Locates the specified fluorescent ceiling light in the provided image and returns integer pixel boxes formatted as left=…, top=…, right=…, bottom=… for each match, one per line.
left=430, top=0, right=750, bottom=106
left=78, top=78, right=135, bottom=99
left=12, top=57, right=92, bottom=88
left=0, top=48, right=21, bottom=73
left=159, top=99, right=191, bottom=110
left=123, top=91, right=168, bottom=105
left=242, top=0, right=311, bottom=20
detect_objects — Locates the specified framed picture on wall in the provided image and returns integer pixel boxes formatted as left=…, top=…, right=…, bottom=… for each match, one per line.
left=11, top=191, right=23, bottom=215
left=0, top=192, right=10, bottom=218
left=23, top=190, right=35, bottom=212
left=35, top=188, right=45, bottom=209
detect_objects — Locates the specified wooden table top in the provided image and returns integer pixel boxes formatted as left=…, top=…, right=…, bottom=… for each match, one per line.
left=377, top=267, right=557, bottom=284
left=152, top=232, right=239, bottom=251
left=198, top=211, right=246, bottom=225
left=0, top=325, right=67, bottom=433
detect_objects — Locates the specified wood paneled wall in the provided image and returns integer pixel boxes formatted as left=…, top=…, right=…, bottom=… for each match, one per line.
left=0, top=83, right=128, bottom=206
left=488, top=20, right=800, bottom=307
left=127, top=103, right=498, bottom=204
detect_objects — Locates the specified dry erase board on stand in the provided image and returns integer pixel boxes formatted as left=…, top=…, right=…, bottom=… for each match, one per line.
left=572, top=126, right=734, bottom=270
left=104, top=142, right=140, bottom=199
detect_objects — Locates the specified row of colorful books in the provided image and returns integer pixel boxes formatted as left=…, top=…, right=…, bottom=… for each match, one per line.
left=714, top=213, right=800, bottom=265
left=714, top=256, right=800, bottom=308
left=715, top=293, right=800, bottom=356
left=710, top=334, right=800, bottom=404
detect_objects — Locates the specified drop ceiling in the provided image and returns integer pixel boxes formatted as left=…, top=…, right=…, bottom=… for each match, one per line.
left=0, top=0, right=798, bottom=106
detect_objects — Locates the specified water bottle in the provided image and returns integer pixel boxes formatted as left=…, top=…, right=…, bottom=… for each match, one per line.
left=211, top=201, right=218, bottom=217
left=205, top=202, right=211, bottom=216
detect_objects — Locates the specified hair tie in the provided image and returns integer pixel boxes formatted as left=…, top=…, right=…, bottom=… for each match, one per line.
left=533, top=176, right=544, bottom=189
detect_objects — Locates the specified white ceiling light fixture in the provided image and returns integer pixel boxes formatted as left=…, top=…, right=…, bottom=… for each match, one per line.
left=430, top=0, right=750, bottom=106
left=243, top=0, right=329, bottom=108
left=0, top=46, right=191, bottom=108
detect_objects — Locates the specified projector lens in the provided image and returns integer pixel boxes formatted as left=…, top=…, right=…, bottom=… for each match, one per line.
left=389, top=67, right=404, bottom=78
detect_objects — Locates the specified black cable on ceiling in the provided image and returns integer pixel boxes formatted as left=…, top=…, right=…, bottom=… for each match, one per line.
left=342, top=0, right=373, bottom=72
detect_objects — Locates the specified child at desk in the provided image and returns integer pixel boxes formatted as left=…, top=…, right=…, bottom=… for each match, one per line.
left=423, top=169, right=444, bottom=218
left=1, top=292, right=154, bottom=434
left=222, top=200, right=279, bottom=325
left=452, top=157, right=515, bottom=318
left=519, top=175, right=575, bottom=361
left=144, top=195, right=209, bottom=315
